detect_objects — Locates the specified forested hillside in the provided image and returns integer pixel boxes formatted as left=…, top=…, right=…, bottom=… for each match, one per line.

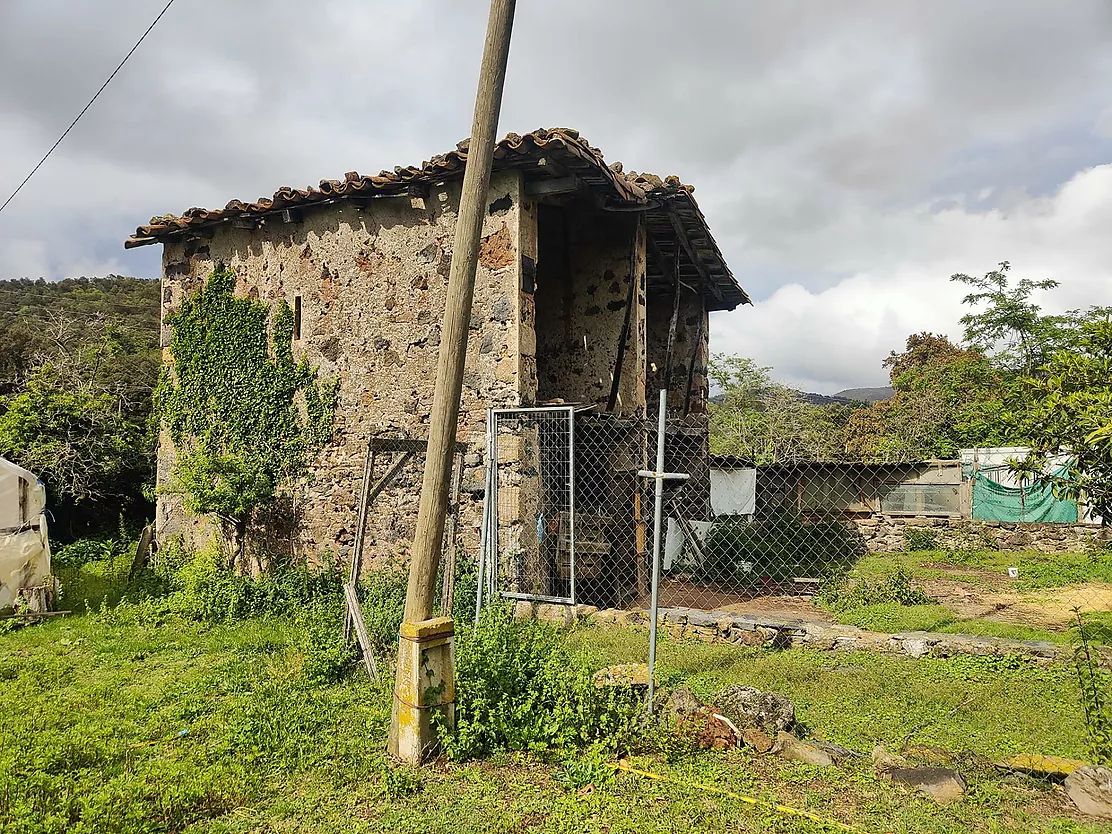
left=0, top=276, right=160, bottom=538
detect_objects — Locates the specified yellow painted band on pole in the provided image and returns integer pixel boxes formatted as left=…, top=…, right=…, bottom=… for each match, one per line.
left=613, top=761, right=863, bottom=833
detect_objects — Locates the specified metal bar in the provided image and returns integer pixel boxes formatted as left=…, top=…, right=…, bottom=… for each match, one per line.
left=489, top=406, right=580, bottom=415
left=567, top=406, right=577, bottom=606
left=344, top=582, right=380, bottom=682
left=476, top=409, right=493, bottom=621
left=489, top=412, right=500, bottom=602
left=647, top=390, right=667, bottom=714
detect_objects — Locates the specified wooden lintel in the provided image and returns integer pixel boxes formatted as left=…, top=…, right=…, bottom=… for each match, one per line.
left=181, top=227, right=214, bottom=243
left=367, top=437, right=467, bottom=455
left=525, top=175, right=583, bottom=198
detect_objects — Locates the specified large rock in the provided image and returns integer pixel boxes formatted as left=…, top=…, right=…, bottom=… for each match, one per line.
left=593, top=663, right=650, bottom=690
left=872, top=744, right=908, bottom=772
left=1064, top=765, right=1112, bottom=819
left=774, top=732, right=835, bottom=767
left=884, top=766, right=966, bottom=805
left=997, top=754, right=1086, bottom=781
left=713, top=685, right=796, bottom=735
left=740, top=727, right=775, bottom=753
left=661, top=686, right=704, bottom=721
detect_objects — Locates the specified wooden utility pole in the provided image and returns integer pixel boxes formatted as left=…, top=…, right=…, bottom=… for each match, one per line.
left=389, top=0, right=516, bottom=764
left=403, top=0, right=516, bottom=623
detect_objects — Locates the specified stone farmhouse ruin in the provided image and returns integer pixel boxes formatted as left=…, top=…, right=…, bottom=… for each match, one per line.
left=128, top=128, right=750, bottom=604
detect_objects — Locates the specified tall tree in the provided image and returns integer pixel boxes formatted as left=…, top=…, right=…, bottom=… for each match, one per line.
left=1010, top=312, right=1112, bottom=523
left=708, top=354, right=856, bottom=464
left=843, top=333, right=1013, bottom=461
left=951, top=261, right=1074, bottom=375
left=0, top=276, right=160, bottom=538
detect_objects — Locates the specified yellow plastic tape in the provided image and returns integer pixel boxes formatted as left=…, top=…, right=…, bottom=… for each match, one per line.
left=613, top=760, right=862, bottom=832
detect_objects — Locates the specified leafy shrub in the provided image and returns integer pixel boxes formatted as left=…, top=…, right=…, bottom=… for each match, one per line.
left=819, top=566, right=935, bottom=612
left=295, top=603, right=358, bottom=685
left=902, top=527, right=939, bottom=552
left=155, top=541, right=345, bottom=623
left=53, top=536, right=132, bottom=568
left=700, top=510, right=865, bottom=585
left=441, top=604, right=642, bottom=761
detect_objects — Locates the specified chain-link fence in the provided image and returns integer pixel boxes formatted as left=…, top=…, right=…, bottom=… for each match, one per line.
left=479, top=403, right=1112, bottom=642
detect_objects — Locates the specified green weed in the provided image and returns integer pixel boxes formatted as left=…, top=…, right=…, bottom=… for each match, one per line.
left=819, top=565, right=935, bottom=613
left=441, top=604, right=643, bottom=761
left=903, top=527, right=940, bottom=551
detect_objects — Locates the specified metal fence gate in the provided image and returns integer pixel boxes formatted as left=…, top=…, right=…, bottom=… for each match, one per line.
left=479, top=407, right=653, bottom=611
left=481, top=406, right=577, bottom=606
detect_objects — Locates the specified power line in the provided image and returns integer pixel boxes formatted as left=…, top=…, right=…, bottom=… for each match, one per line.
left=0, top=0, right=177, bottom=218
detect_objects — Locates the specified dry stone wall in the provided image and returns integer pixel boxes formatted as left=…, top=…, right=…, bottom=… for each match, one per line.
left=853, top=514, right=1109, bottom=553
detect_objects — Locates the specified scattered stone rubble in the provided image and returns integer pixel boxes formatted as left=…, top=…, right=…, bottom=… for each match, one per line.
left=515, top=601, right=1069, bottom=662
left=648, top=682, right=1111, bottom=815
left=1063, top=766, right=1112, bottom=819
left=528, top=603, right=1104, bottom=817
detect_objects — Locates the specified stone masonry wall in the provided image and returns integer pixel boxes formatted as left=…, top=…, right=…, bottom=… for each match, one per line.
left=853, top=514, right=1110, bottom=553
left=157, top=170, right=529, bottom=570
left=533, top=206, right=646, bottom=417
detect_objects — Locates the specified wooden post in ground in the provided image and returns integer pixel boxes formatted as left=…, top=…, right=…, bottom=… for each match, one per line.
left=389, top=0, right=516, bottom=764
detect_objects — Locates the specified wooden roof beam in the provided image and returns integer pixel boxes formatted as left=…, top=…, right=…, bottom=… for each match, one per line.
left=666, top=209, right=724, bottom=305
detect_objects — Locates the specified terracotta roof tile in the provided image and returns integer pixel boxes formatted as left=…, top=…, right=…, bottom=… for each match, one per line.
left=126, top=127, right=748, bottom=309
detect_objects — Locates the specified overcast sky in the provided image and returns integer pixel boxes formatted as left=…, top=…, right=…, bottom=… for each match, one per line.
left=2, top=1, right=1110, bottom=393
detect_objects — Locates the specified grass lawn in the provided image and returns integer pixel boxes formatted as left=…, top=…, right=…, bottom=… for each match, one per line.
left=1, top=602, right=1104, bottom=833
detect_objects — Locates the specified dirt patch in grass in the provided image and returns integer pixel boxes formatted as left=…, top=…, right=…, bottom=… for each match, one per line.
left=644, top=577, right=836, bottom=622
left=923, top=578, right=1112, bottom=630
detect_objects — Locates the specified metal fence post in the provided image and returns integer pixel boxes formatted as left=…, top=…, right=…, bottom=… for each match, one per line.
left=647, top=393, right=666, bottom=714
left=568, top=406, right=577, bottom=606
left=641, top=390, right=688, bottom=714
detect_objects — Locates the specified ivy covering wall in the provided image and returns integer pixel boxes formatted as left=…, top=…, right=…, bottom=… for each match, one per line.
left=155, top=266, right=337, bottom=560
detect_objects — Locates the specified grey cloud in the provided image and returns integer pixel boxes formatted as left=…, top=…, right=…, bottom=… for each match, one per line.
left=1, top=0, right=1110, bottom=390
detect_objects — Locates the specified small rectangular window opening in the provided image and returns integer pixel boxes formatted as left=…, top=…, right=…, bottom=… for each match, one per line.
left=293, top=296, right=302, bottom=341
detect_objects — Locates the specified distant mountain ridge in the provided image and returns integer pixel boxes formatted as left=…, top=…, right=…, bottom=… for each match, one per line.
left=834, top=386, right=894, bottom=403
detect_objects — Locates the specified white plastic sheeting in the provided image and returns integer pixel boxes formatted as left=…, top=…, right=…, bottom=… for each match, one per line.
left=0, top=457, right=51, bottom=611
left=710, top=467, right=757, bottom=517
